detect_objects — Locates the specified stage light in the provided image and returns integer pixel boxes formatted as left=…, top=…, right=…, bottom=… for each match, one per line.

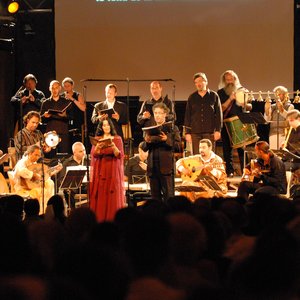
left=7, top=1, right=19, bottom=14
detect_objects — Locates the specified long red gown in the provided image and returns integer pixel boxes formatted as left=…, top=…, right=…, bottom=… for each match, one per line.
left=89, top=135, right=125, bottom=222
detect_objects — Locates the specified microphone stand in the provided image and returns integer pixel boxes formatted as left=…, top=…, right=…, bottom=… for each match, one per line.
left=39, top=138, right=45, bottom=214
left=82, top=85, right=90, bottom=205
left=170, top=82, right=176, bottom=199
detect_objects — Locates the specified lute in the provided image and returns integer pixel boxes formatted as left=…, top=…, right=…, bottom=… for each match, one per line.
left=21, top=163, right=62, bottom=190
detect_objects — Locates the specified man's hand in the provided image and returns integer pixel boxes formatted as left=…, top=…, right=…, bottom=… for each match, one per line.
left=185, top=133, right=192, bottom=142
left=112, top=112, right=120, bottom=121
left=159, top=132, right=167, bottom=141
left=214, top=131, right=221, bottom=141
left=143, top=111, right=151, bottom=119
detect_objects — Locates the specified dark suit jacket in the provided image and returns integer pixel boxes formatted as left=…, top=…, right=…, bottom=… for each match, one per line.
left=91, top=100, right=128, bottom=140
left=141, top=124, right=181, bottom=176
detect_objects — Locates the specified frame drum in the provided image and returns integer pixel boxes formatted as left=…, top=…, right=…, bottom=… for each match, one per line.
left=44, top=131, right=60, bottom=148
left=235, top=90, right=246, bottom=106
left=224, top=116, right=259, bottom=149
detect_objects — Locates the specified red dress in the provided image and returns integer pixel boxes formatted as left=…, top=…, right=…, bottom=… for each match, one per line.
left=89, top=135, right=125, bottom=222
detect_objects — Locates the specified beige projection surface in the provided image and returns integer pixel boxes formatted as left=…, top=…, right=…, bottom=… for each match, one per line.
left=55, top=0, right=293, bottom=102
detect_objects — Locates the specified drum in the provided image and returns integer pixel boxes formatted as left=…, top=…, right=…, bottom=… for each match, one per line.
left=224, top=116, right=259, bottom=149
left=235, top=89, right=249, bottom=107
left=44, top=131, right=60, bottom=148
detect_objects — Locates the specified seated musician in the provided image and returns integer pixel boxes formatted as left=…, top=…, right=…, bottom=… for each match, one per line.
left=124, top=142, right=148, bottom=184
left=237, top=141, right=287, bottom=202
left=14, top=111, right=51, bottom=160
left=176, top=139, right=227, bottom=201
left=13, top=144, right=62, bottom=214
left=58, top=141, right=88, bottom=209
left=285, top=109, right=300, bottom=171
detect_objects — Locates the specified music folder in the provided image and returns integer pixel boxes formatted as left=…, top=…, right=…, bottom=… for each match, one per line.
left=98, top=107, right=115, bottom=118
left=142, top=121, right=172, bottom=136
left=47, top=101, right=72, bottom=115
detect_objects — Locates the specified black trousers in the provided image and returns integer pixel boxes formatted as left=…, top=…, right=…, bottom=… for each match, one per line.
left=149, top=173, right=174, bottom=203
left=238, top=181, right=281, bottom=202
left=221, top=126, right=244, bottom=175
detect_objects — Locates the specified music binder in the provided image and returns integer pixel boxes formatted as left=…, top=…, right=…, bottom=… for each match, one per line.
left=89, top=136, right=113, bottom=147
left=142, top=121, right=172, bottom=136
left=47, top=101, right=72, bottom=115
left=98, top=107, right=116, bottom=118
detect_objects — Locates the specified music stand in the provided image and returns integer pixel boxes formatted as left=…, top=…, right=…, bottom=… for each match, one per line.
left=59, top=170, right=86, bottom=214
left=238, top=112, right=267, bottom=167
left=196, top=175, right=222, bottom=191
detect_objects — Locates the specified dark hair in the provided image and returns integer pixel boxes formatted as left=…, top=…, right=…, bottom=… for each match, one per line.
left=23, top=111, right=41, bottom=125
left=23, top=74, right=37, bottom=84
left=96, top=118, right=117, bottom=136
left=255, top=141, right=274, bottom=157
left=152, top=102, right=170, bottom=114
left=200, top=138, right=212, bottom=148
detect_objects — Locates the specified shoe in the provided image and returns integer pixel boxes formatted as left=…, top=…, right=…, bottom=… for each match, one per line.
left=228, top=173, right=234, bottom=178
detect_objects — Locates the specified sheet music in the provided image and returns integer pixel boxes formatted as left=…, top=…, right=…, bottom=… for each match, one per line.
left=66, top=165, right=88, bottom=183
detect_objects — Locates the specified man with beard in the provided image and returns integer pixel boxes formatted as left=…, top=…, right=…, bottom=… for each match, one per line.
left=176, top=138, right=227, bottom=201
left=217, top=70, right=251, bottom=177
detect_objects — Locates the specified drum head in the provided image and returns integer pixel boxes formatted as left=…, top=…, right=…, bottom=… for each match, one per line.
left=235, top=90, right=245, bottom=106
left=45, top=131, right=60, bottom=148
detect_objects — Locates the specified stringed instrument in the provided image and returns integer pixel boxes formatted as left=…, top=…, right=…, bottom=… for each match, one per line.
left=241, top=159, right=271, bottom=182
left=180, top=157, right=224, bottom=182
left=21, top=163, right=62, bottom=190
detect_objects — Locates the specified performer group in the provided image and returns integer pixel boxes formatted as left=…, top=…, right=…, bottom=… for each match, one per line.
left=2, top=70, right=300, bottom=221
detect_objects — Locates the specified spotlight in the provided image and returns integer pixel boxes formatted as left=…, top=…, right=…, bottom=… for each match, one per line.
left=7, top=1, right=19, bottom=14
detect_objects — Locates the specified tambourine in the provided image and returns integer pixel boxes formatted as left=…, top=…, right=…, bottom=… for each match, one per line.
left=44, top=131, right=61, bottom=149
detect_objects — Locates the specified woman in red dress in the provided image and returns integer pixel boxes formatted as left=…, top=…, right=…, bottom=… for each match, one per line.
left=89, top=118, right=125, bottom=222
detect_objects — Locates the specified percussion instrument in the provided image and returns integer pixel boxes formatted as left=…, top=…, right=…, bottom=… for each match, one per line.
left=224, top=116, right=259, bottom=149
left=235, top=89, right=247, bottom=106
left=44, top=131, right=61, bottom=148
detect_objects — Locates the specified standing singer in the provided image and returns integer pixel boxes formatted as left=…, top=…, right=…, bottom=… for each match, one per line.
left=184, top=72, right=222, bottom=154
left=142, top=102, right=181, bottom=203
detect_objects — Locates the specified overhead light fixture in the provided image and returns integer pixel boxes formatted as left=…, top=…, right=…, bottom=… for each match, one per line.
left=7, top=1, right=19, bottom=14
